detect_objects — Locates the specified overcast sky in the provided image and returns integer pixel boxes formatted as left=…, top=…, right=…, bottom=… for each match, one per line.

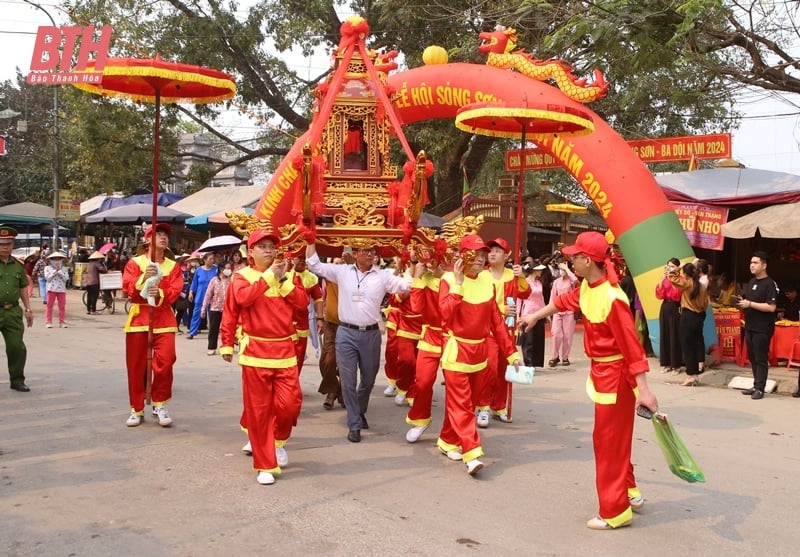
left=2, top=0, right=799, bottom=176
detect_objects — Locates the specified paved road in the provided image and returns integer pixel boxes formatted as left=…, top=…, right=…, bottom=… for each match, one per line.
left=2, top=293, right=799, bottom=556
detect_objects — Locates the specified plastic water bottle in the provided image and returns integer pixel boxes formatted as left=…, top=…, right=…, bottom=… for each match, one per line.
left=505, top=296, right=516, bottom=327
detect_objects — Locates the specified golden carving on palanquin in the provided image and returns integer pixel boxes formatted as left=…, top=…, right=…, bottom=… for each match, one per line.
left=441, top=215, right=485, bottom=248
left=325, top=191, right=387, bottom=210
left=333, top=197, right=386, bottom=227
left=227, top=212, right=275, bottom=237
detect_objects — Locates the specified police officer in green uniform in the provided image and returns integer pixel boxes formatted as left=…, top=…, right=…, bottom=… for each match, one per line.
left=0, top=226, right=34, bottom=391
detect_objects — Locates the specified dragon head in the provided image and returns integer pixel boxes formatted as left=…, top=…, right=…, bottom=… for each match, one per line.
left=478, top=26, right=518, bottom=55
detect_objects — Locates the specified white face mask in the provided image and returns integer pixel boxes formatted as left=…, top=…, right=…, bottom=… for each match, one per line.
left=222, top=269, right=232, bottom=277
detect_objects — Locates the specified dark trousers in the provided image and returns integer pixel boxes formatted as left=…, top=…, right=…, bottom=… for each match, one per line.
left=1, top=306, right=27, bottom=384
left=679, top=309, right=705, bottom=376
left=86, top=283, right=100, bottom=312
left=745, top=328, right=772, bottom=391
left=658, top=300, right=682, bottom=368
left=318, top=321, right=341, bottom=395
left=335, top=326, right=381, bottom=432
left=519, top=318, right=545, bottom=367
left=207, top=310, right=222, bottom=350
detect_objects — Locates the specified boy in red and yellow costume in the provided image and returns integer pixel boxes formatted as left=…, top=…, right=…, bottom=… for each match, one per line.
left=404, top=241, right=449, bottom=443
left=436, top=235, right=521, bottom=475
left=478, top=237, right=530, bottom=426
left=123, top=223, right=184, bottom=427
left=518, top=231, right=658, bottom=530
left=220, top=229, right=309, bottom=486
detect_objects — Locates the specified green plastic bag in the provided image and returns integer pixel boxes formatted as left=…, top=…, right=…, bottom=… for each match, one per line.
left=650, top=413, right=706, bottom=483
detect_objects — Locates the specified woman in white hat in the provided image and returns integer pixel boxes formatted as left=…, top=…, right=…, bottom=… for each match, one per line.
left=85, top=251, right=108, bottom=314
left=44, top=251, right=70, bottom=328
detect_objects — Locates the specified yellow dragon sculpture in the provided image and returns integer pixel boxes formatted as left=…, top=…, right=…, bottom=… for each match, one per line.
left=479, top=26, right=608, bottom=104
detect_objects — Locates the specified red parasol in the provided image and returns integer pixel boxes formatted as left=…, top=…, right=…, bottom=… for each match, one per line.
left=74, top=57, right=236, bottom=403
left=456, top=100, right=594, bottom=421
left=455, top=101, right=594, bottom=263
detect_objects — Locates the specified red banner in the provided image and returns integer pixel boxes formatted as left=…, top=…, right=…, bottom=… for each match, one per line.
left=627, top=134, right=731, bottom=163
left=713, top=309, right=741, bottom=361
left=506, top=133, right=732, bottom=171
left=672, top=203, right=729, bottom=251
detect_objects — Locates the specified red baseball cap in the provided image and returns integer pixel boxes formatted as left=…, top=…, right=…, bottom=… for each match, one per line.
left=143, top=222, right=172, bottom=239
left=561, top=231, right=609, bottom=262
left=246, top=228, right=280, bottom=249
left=486, top=237, right=510, bottom=252
left=459, top=234, right=488, bottom=252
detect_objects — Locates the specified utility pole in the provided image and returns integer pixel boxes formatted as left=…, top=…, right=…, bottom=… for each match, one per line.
left=23, top=0, right=60, bottom=251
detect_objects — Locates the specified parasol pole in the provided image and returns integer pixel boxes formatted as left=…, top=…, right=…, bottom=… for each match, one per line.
left=509, top=121, right=529, bottom=422
left=145, top=88, right=161, bottom=406
left=514, top=122, right=527, bottom=265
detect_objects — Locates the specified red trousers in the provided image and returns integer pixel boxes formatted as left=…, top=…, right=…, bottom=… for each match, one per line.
left=593, top=361, right=637, bottom=524
left=383, top=327, right=398, bottom=383
left=394, top=336, right=419, bottom=394
left=476, top=335, right=511, bottom=413
left=438, top=369, right=484, bottom=462
left=241, top=364, right=302, bottom=473
left=406, top=349, right=439, bottom=425
left=294, top=336, right=309, bottom=373
left=125, top=332, right=176, bottom=412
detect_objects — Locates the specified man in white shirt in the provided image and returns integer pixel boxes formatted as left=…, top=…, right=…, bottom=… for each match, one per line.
left=306, top=242, right=411, bottom=442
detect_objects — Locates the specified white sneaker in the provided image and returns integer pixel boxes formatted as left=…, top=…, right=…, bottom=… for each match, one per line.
left=45, top=323, right=53, bottom=328
left=438, top=446, right=462, bottom=461
left=465, top=459, right=484, bottom=476
left=256, top=471, right=275, bottom=485
left=406, top=424, right=430, bottom=443
left=126, top=412, right=143, bottom=427
left=493, top=411, right=512, bottom=423
left=276, top=446, right=288, bottom=467
left=242, top=441, right=252, bottom=455
left=60, top=322, right=68, bottom=328
left=629, top=496, right=645, bottom=511
left=383, top=384, right=397, bottom=397
left=394, top=393, right=407, bottom=406
left=155, top=406, right=172, bottom=427
left=476, top=410, right=490, bottom=428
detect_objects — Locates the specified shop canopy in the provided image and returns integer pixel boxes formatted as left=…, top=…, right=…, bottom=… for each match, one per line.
left=656, top=167, right=800, bottom=206
left=96, top=192, right=184, bottom=213
left=168, top=184, right=265, bottom=217
left=0, top=201, right=54, bottom=219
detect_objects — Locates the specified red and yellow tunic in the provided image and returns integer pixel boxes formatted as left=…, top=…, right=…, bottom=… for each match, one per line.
left=554, top=277, right=648, bottom=400
left=411, top=273, right=443, bottom=355
left=220, top=266, right=309, bottom=366
left=440, top=271, right=518, bottom=372
left=487, top=267, right=531, bottom=330
left=123, top=255, right=184, bottom=333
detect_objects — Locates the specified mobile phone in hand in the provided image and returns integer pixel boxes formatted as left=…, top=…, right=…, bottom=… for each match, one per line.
left=636, top=406, right=653, bottom=420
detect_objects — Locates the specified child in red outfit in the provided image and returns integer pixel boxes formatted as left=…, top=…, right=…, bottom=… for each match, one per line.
left=436, top=234, right=521, bottom=476
left=518, top=231, right=658, bottom=530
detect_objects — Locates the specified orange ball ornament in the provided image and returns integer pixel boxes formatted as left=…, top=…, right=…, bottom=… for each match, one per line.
left=422, top=45, right=448, bottom=65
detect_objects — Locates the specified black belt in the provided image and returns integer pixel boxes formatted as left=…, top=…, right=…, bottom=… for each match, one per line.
left=1, top=303, right=18, bottom=310
left=339, top=321, right=379, bottom=332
